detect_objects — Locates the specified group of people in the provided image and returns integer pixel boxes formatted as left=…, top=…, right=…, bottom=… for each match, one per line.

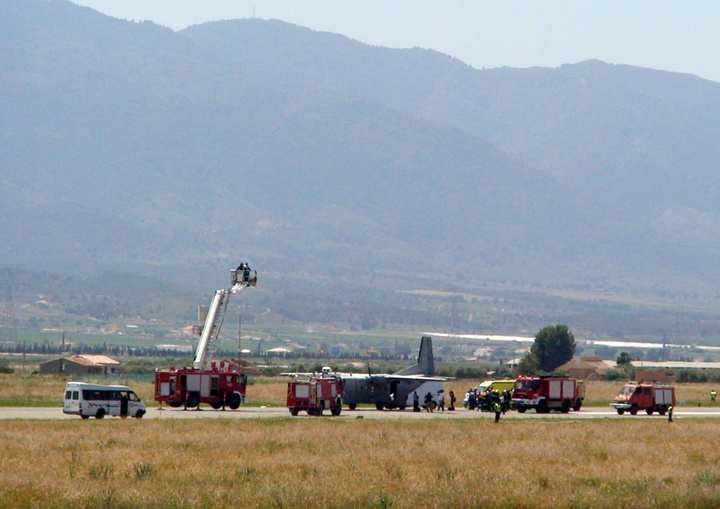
left=410, top=387, right=507, bottom=422
left=465, top=387, right=512, bottom=415
left=412, top=389, right=457, bottom=413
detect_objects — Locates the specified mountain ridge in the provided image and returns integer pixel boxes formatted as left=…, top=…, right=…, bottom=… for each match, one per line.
left=3, top=0, right=720, bottom=319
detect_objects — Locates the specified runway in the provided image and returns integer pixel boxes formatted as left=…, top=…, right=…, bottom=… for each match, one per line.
left=2, top=406, right=719, bottom=420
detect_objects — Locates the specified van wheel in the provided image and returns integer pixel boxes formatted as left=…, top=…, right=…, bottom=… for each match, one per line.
left=349, top=403, right=357, bottom=411
left=630, top=404, right=638, bottom=415
left=81, top=415, right=90, bottom=419
left=135, top=410, right=145, bottom=419
left=95, top=408, right=106, bottom=419
left=375, top=402, right=384, bottom=411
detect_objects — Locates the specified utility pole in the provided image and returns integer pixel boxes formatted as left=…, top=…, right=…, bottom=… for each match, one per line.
left=1, top=267, right=18, bottom=345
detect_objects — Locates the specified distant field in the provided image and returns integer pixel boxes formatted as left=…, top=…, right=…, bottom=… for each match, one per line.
left=2, top=418, right=720, bottom=508
left=2, top=374, right=720, bottom=410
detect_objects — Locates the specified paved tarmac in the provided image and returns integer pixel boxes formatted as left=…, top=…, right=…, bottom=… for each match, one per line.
left=2, top=406, right=720, bottom=420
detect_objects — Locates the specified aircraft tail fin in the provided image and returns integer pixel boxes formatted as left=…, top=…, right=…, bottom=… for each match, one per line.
left=395, top=336, right=434, bottom=376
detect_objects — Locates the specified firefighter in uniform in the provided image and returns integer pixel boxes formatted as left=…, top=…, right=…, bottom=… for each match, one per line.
left=667, top=405, right=674, bottom=422
left=493, top=401, right=502, bottom=423
left=711, top=390, right=717, bottom=402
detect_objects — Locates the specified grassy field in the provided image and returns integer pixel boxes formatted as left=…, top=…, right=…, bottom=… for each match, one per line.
left=2, top=374, right=720, bottom=409
left=2, top=418, right=720, bottom=508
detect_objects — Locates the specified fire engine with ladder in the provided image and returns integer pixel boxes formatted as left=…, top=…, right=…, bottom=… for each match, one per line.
left=154, top=263, right=256, bottom=410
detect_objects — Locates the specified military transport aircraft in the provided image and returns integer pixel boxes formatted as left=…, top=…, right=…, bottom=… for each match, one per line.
left=283, top=336, right=447, bottom=411
left=340, top=336, right=447, bottom=410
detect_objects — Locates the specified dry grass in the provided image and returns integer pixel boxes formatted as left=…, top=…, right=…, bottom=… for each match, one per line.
left=2, top=418, right=720, bottom=508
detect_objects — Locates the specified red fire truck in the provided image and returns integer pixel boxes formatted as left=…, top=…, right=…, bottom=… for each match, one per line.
left=155, top=360, right=247, bottom=409
left=154, top=263, right=256, bottom=409
left=610, top=381, right=675, bottom=415
left=287, top=375, right=343, bottom=416
left=512, top=375, right=584, bottom=413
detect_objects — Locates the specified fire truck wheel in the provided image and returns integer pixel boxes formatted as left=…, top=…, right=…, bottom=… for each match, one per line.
left=630, top=404, right=638, bottom=416
left=331, top=398, right=342, bottom=416
left=290, top=408, right=299, bottom=416
left=537, top=400, right=548, bottom=414
left=646, top=408, right=654, bottom=415
left=307, top=408, right=316, bottom=416
left=561, top=400, right=571, bottom=413
left=227, top=393, right=241, bottom=410
left=617, top=409, right=625, bottom=415
left=349, top=403, right=357, bottom=411
left=517, top=406, right=527, bottom=413
left=187, top=394, right=200, bottom=408
left=658, top=406, right=667, bottom=415
left=95, top=408, right=106, bottom=419
left=573, top=399, right=582, bottom=411
left=169, top=402, right=182, bottom=408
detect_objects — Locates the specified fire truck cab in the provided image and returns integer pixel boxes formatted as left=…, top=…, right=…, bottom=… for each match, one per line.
left=287, top=375, right=343, bottom=416
left=610, top=381, right=675, bottom=415
left=512, top=375, right=584, bottom=413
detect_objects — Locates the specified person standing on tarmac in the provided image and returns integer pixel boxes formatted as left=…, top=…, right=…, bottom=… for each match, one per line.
left=668, top=405, right=674, bottom=422
left=449, top=390, right=456, bottom=411
left=413, top=391, right=420, bottom=412
left=424, top=392, right=435, bottom=413
left=493, top=401, right=502, bottom=422
left=711, top=390, right=717, bottom=402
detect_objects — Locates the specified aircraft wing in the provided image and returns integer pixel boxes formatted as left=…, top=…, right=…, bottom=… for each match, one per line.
left=373, top=374, right=449, bottom=382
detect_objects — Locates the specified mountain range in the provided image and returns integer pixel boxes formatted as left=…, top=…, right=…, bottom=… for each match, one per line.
left=3, top=0, right=720, bottom=336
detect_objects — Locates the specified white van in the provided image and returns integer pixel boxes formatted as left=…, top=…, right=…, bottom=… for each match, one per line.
left=63, top=382, right=147, bottom=419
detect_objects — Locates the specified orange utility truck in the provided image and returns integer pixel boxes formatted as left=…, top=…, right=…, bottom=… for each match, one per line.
left=610, top=381, right=675, bottom=415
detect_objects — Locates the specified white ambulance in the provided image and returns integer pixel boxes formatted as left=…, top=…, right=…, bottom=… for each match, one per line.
left=63, top=382, right=146, bottom=419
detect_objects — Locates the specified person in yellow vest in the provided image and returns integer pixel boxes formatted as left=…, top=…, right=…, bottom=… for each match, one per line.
left=667, top=405, right=674, bottom=423
left=494, top=401, right=502, bottom=423
left=711, top=390, right=717, bottom=402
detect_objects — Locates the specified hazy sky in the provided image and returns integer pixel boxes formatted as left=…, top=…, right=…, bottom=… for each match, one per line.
left=71, top=1, right=720, bottom=83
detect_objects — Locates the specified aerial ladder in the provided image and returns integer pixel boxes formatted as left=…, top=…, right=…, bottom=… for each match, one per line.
left=192, top=263, right=257, bottom=369
left=154, top=263, right=257, bottom=410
